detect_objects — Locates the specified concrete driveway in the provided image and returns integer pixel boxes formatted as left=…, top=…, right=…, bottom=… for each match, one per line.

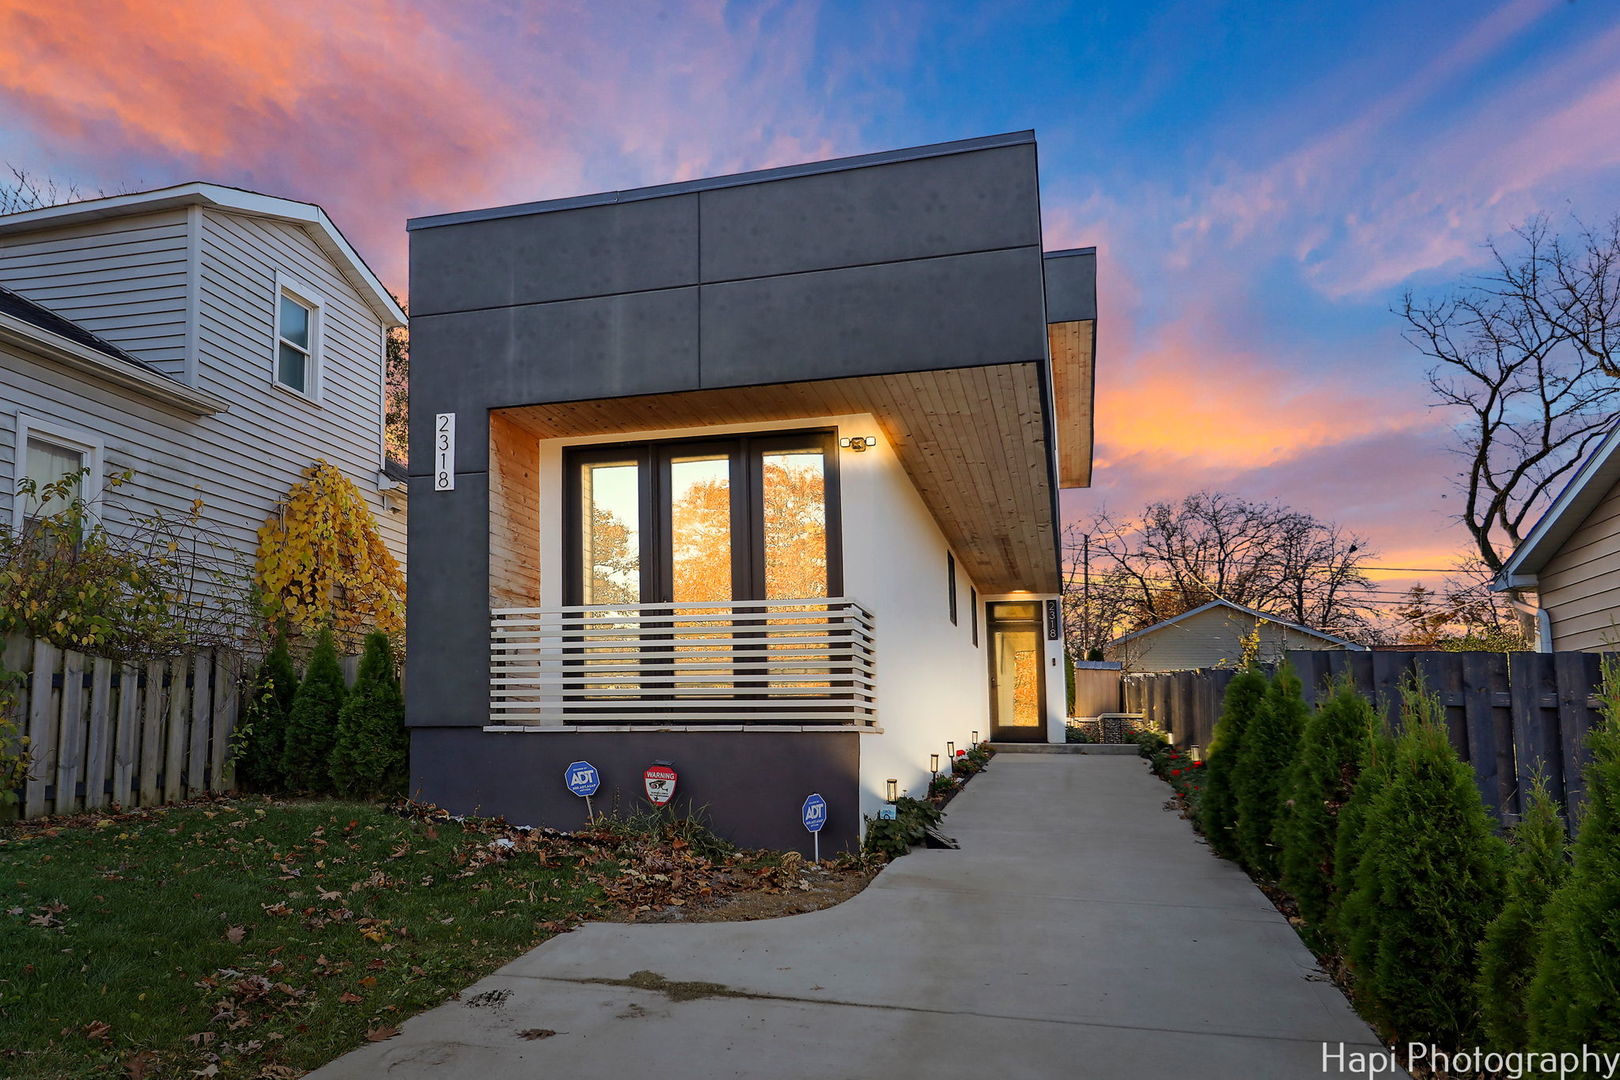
left=307, top=754, right=1399, bottom=1079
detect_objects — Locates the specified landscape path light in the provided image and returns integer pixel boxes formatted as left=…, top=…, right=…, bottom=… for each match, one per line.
left=885, top=778, right=899, bottom=803
left=930, top=753, right=940, bottom=774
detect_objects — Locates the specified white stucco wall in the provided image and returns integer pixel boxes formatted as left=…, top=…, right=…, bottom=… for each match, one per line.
left=530, top=411, right=1064, bottom=834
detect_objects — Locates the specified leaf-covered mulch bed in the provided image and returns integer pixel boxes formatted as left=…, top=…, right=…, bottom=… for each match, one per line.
left=0, top=796, right=880, bottom=1079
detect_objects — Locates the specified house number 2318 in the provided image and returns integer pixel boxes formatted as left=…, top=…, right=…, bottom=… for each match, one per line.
left=434, top=413, right=455, bottom=491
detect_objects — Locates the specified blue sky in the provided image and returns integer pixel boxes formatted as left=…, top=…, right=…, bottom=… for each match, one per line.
left=3, top=0, right=1618, bottom=596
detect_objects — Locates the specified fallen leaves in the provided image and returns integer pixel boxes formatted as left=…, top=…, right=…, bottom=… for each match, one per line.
left=224, top=926, right=247, bottom=944
left=364, top=1025, right=400, bottom=1042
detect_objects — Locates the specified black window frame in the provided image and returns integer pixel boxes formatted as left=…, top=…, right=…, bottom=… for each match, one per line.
left=947, top=552, right=958, bottom=625
left=563, top=428, right=843, bottom=606
left=970, top=586, right=978, bottom=646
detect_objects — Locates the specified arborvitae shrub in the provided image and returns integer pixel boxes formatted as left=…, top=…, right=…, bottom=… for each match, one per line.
left=1233, top=662, right=1308, bottom=878
left=1349, top=677, right=1507, bottom=1044
left=1334, top=726, right=1395, bottom=974
left=1477, top=775, right=1568, bottom=1051
left=1527, top=657, right=1620, bottom=1057
left=1276, top=675, right=1376, bottom=932
left=329, top=631, right=407, bottom=798
left=1199, top=666, right=1267, bottom=859
left=234, top=638, right=298, bottom=792
left=281, top=628, right=346, bottom=791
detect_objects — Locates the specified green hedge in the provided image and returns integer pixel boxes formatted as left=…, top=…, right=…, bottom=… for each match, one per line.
left=1526, top=658, right=1620, bottom=1060
left=281, top=628, right=346, bottom=792
left=1198, top=667, right=1266, bottom=859
left=1477, top=775, right=1567, bottom=1051
left=1233, top=663, right=1308, bottom=878
left=1337, top=676, right=1506, bottom=1044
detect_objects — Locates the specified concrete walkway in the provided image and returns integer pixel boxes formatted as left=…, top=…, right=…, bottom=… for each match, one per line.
left=309, top=756, right=1400, bottom=1079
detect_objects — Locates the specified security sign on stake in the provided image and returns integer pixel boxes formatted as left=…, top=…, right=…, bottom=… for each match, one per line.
left=643, top=761, right=678, bottom=806
left=801, top=794, right=827, bottom=833
left=564, top=761, right=600, bottom=797
left=802, top=793, right=828, bottom=862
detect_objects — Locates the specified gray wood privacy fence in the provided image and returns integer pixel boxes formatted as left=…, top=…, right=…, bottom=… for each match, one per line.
left=1122, top=649, right=1611, bottom=826
left=2, top=636, right=242, bottom=819
left=1070, top=660, right=1123, bottom=718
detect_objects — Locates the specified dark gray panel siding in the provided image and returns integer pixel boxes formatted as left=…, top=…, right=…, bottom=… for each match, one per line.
left=405, top=473, right=492, bottom=727
left=1043, top=249, right=1097, bottom=323
left=409, top=195, right=699, bottom=317
left=699, top=144, right=1040, bottom=282
left=699, top=247, right=1047, bottom=386
left=410, top=728, right=862, bottom=855
left=407, top=288, right=700, bottom=473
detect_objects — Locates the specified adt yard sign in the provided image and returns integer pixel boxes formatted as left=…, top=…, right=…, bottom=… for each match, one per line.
left=802, top=793, right=827, bottom=861
left=801, top=794, right=827, bottom=833
left=565, top=761, right=600, bottom=797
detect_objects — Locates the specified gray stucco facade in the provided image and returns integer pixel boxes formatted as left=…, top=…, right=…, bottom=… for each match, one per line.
left=404, top=132, right=1092, bottom=848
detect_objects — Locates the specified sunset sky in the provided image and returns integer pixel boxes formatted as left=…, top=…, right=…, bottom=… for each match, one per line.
left=4, top=0, right=1619, bottom=607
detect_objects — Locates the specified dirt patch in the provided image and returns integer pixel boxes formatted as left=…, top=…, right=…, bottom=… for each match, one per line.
left=598, top=861, right=879, bottom=923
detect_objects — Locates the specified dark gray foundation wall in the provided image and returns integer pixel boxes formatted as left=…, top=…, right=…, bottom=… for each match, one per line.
left=410, top=728, right=863, bottom=856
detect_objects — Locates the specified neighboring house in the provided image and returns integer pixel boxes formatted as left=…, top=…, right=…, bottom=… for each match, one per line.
left=1106, top=599, right=1366, bottom=672
left=405, top=132, right=1097, bottom=852
left=1495, top=419, right=1620, bottom=652
left=0, top=183, right=408, bottom=610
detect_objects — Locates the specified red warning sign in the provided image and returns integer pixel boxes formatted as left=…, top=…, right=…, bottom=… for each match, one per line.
left=643, top=762, right=678, bottom=806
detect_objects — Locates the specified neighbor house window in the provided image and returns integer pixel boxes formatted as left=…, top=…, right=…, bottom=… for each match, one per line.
left=12, top=415, right=102, bottom=531
left=947, top=552, right=958, bottom=625
left=273, top=275, right=323, bottom=398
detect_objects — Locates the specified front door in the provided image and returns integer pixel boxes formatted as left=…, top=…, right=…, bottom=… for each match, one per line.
left=987, top=602, right=1045, bottom=742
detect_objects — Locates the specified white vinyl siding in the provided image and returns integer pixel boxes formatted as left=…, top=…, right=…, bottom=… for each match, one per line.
left=0, top=210, right=191, bottom=380
left=0, top=203, right=404, bottom=604
left=1110, top=606, right=1348, bottom=672
left=1538, top=476, right=1620, bottom=651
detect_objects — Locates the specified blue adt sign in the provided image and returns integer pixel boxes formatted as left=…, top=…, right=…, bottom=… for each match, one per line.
left=801, top=793, right=827, bottom=833
left=565, top=761, right=600, bottom=797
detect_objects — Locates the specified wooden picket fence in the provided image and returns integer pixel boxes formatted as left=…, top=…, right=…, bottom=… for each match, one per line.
left=1123, top=649, right=1611, bottom=827
left=2, top=636, right=241, bottom=819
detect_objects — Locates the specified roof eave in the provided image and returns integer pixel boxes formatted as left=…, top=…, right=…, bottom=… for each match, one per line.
left=0, top=183, right=406, bottom=328
left=0, top=313, right=229, bottom=416
left=1497, top=419, right=1620, bottom=584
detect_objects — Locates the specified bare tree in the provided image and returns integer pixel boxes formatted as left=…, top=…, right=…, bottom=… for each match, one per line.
left=1065, top=492, right=1376, bottom=648
left=0, top=165, right=135, bottom=216
left=1402, top=214, right=1620, bottom=572
left=1392, top=558, right=1535, bottom=651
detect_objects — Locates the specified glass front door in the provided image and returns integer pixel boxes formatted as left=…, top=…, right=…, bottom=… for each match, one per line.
left=987, top=602, right=1045, bottom=742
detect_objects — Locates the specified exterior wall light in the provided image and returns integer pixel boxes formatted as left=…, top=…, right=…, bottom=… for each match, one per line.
left=885, top=778, right=899, bottom=802
left=930, top=753, right=940, bottom=774
left=838, top=435, right=877, bottom=452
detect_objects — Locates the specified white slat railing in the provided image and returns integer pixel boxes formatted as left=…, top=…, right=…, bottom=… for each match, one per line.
left=490, top=598, right=876, bottom=726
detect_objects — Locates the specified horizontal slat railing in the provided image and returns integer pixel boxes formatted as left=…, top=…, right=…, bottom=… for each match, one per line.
left=490, top=598, right=877, bottom=726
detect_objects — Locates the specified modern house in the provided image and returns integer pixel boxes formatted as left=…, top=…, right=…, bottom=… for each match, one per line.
left=0, top=184, right=408, bottom=596
left=1495, top=419, right=1620, bottom=651
left=405, top=132, right=1096, bottom=853
left=1106, top=599, right=1365, bottom=672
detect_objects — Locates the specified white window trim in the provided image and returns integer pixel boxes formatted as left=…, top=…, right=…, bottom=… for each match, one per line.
left=271, top=269, right=325, bottom=404
left=11, top=414, right=105, bottom=530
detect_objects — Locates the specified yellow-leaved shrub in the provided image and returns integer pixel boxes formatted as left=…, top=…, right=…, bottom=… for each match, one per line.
left=256, top=460, right=404, bottom=651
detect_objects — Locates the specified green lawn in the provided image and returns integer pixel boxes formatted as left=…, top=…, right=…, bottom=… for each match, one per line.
left=0, top=798, right=604, bottom=1079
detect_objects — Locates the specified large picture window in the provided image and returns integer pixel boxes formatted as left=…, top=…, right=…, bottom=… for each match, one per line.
left=564, top=430, right=841, bottom=605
